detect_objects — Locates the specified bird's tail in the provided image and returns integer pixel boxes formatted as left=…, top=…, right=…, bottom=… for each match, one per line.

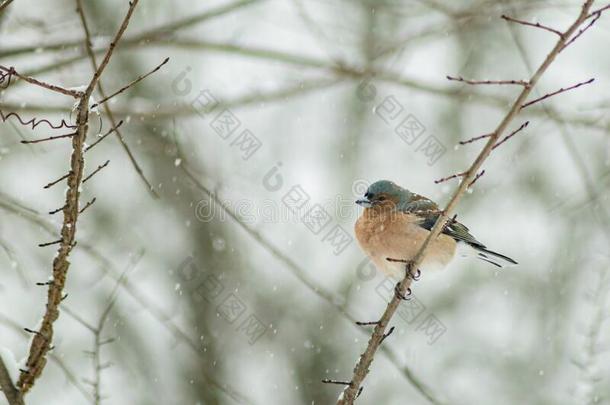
left=474, top=246, right=518, bottom=268
left=456, top=242, right=518, bottom=268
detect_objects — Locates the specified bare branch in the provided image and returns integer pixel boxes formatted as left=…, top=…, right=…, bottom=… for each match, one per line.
left=447, top=75, right=529, bottom=86
left=38, top=239, right=62, bottom=247
left=0, top=65, right=83, bottom=98
left=44, top=172, right=71, bottom=189
left=468, top=170, right=486, bottom=188
left=322, top=380, right=352, bottom=386
left=82, top=160, right=110, bottom=184
left=49, top=205, right=67, bottom=215
left=79, top=197, right=97, bottom=214
left=561, top=12, right=602, bottom=51
left=379, top=326, right=395, bottom=344
left=84, top=120, right=124, bottom=152
left=21, top=132, right=76, bottom=144
left=589, top=4, right=610, bottom=17
left=434, top=171, right=466, bottom=184
left=459, top=132, right=493, bottom=145
left=521, top=78, right=594, bottom=109
left=492, top=121, right=530, bottom=150
left=90, top=57, right=170, bottom=109
left=501, top=14, right=563, bottom=37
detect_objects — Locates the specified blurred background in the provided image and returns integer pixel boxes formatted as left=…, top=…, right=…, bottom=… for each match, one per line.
left=0, top=0, right=609, bottom=404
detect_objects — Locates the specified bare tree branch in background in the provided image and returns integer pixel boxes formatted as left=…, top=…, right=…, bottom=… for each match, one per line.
left=0, top=356, right=24, bottom=405
left=337, top=1, right=605, bottom=403
left=0, top=194, right=255, bottom=404
left=63, top=253, right=143, bottom=405
left=75, top=0, right=159, bottom=199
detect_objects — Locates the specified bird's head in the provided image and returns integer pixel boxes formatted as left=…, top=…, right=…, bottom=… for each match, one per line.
left=356, top=180, right=411, bottom=209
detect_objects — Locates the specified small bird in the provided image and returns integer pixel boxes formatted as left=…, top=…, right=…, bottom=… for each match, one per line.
left=355, top=180, right=516, bottom=278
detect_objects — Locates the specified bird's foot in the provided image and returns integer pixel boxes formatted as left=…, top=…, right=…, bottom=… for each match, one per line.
left=408, top=268, right=421, bottom=281
left=394, top=282, right=412, bottom=301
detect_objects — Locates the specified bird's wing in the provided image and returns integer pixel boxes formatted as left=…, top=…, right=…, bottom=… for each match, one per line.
left=398, top=193, right=439, bottom=213
left=398, top=194, right=485, bottom=248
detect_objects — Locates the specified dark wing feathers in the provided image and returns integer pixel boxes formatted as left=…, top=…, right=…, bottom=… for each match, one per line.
left=397, top=193, right=517, bottom=266
left=397, top=195, right=485, bottom=248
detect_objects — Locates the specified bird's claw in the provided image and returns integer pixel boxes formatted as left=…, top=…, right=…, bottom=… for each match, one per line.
left=394, top=283, right=412, bottom=301
left=409, top=268, right=421, bottom=281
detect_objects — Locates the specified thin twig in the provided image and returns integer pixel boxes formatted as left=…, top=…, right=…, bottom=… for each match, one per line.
left=561, top=12, right=601, bottom=51
left=85, top=120, right=124, bottom=152
left=322, top=380, right=352, bottom=386
left=501, top=14, right=563, bottom=37
left=337, top=2, right=598, bottom=403
left=521, top=78, right=594, bottom=109
left=589, top=3, right=610, bottom=16
left=21, top=132, right=76, bottom=144
left=79, top=197, right=96, bottom=214
left=44, top=172, right=71, bottom=189
left=91, top=57, right=170, bottom=109
left=82, top=160, right=110, bottom=184
left=447, top=75, right=529, bottom=86
left=434, top=171, right=466, bottom=184
left=63, top=255, right=140, bottom=404
left=492, top=121, right=529, bottom=150
left=49, top=205, right=67, bottom=215
left=379, top=326, right=395, bottom=344
left=355, top=321, right=380, bottom=326
left=468, top=170, right=486, bottom=188
left=0, top=65, right=83, bottom=98
left=459, top=132, right=493, bottom=145
left=38, top=239, right=62, bottom=247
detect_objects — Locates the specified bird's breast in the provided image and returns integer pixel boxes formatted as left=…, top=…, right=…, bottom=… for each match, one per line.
left=355, top=209, right=457, bottom=277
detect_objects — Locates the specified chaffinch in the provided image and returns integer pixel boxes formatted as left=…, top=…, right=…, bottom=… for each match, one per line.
left=355, top=180, right=516, bottom=278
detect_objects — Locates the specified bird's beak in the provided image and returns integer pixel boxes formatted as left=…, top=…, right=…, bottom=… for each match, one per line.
left=356, top=197, right=373, bottom=208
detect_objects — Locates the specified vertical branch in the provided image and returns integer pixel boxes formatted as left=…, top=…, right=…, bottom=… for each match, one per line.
left=16, top=0, right=141, bottom=394
left=338, top=1, right=598, bottom=403
left=0, top=356, right=24, bottom=405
